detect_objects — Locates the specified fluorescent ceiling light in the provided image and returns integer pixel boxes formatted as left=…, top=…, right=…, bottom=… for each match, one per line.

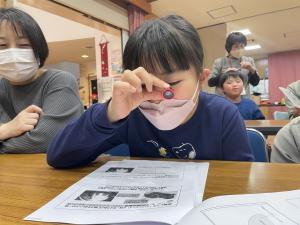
left=245, top=44, right=261, bottom=51
left=81, top=54, right=89, bottom=58
left=234, top=29, right=251, bottom=35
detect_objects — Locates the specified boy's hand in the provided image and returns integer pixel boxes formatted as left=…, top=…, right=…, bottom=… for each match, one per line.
left=107, top=67, right=170, bottom=123
left=0, top=105, right=42, bottom=141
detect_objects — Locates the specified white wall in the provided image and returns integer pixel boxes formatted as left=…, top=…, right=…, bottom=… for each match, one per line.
left=46, top=62, right=80, bottom=85
left=198, top=23, right=227, bottom=92
left=53, top=0, right=129, bottom=30
left=15, top=2, right=96, bottom=42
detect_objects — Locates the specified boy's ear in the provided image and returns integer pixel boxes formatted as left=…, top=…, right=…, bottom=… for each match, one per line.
left=200, top=68, right=210, bottom=83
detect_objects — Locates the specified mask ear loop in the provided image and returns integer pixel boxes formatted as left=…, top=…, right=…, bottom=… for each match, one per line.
left=36, top=56, right=41, bottom=67
left=191, top=78, right=201, bottom=103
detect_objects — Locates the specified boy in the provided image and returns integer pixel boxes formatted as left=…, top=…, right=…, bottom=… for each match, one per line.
left=219, top=70, right=265, bottom=120
left=47, top=15, right=253, bottom=168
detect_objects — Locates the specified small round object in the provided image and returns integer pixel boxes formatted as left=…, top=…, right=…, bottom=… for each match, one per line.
left=162, top=88, right=175, bottom=99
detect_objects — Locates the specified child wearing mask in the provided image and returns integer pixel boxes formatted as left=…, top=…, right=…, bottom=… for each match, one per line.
left=208, top=32, right=260, bottom=98
left=0, top=8, right=83, bottom=153
left=47, top=15, right=254, bottom=168
left=219, top=70, right=265, bottom=120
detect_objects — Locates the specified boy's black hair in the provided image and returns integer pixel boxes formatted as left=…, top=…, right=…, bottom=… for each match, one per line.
left=123, top=15, right=204, bottom=76
left=218, top=70, right=244, bottom=88
left=225, top=32, right=247, bottom=53
left=0, top=8, right=49, bottom=67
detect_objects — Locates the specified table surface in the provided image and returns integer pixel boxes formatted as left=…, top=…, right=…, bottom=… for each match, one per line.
left=245, top=120, right=289, bottom=135
left=245, top=120, right=289, bottom=128
left=1, top=154, right=300, bottom=225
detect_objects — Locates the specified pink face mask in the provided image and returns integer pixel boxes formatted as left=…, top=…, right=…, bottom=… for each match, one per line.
left=139, top=80, right=200, bottom=130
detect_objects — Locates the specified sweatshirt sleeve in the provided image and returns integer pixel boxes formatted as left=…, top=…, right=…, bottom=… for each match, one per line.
left=208, top=58, right=222, bottom=87
left=252, top=102, right=265, bottom=120
left=286, top=81, right=300, bottom=119
left=221, top=107, right=254, bottom=161
left=47, top=103, right=128, bottom=169
left=0, top=73, right=83, bottom=154
left=247, top=58, right=260, bottom=86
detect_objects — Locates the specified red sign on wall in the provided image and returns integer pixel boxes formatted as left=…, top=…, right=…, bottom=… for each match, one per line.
left=100, top=42, right=109, bottom=77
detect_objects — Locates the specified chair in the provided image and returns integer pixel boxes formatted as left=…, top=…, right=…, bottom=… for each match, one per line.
left=103, top=144, right=130, bottom=156
left=246, top=128, right=269, bottom=162
left=273, top=111, right=289, bottom=120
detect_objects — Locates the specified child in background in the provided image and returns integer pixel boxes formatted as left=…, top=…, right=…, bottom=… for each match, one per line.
left=219, top=70, right=265, bottom=120
left=47, top=15, right=253, bottom=168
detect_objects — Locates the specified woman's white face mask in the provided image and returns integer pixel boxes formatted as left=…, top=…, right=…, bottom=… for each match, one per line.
left=230, top=48, right=245, bottom=59
left=0, top=48, right=39, bottom=82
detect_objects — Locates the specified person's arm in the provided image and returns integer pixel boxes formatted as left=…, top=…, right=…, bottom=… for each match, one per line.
left=0, top=124, right=6, bottom=142
left=0, top=76, right=83, bottom=154
left=252, top=104, right=265, bottom=120
left=0, top=104, right=11, bottom=142
left=271, top=120, right=300, bottom=163
left=222, top=107, right=254, bottom=161
left=286, top=82, right=300, bottom=119
left=47, top=103, right=128, bottom=169
left=208, top=58, right=222, bottom=87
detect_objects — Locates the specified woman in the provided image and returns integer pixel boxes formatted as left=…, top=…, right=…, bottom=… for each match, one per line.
left=0, top=8, right=83, bottom=153
left=208, top=32, right=260, bottom=97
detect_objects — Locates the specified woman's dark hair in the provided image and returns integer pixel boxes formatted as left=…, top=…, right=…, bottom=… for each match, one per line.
left=219, top=70, right=244, bottom=88
left=123, top=15, right=204, bottom=76
left=0, top=8, right=49, bottom=67
left=225, top=32, right=247, bottom=53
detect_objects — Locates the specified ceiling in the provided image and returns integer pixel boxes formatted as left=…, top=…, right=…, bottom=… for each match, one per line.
left=149, top=0, right=300, bottom=58
left=46, top=38, right=96, bottom=65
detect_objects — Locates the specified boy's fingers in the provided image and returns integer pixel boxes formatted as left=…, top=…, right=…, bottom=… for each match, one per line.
left=150, top=75, right=170, bottom=90
left=142, top=90, right=163, bottom=101
left=122, top=70, right=142, bottom=92
left=133, top=67, right=153, bottom=92
left=113, top=81, right=136, bottom=95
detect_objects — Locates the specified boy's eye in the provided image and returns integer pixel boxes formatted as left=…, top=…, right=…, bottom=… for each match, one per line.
left=168, top=81, right=181, bottom=86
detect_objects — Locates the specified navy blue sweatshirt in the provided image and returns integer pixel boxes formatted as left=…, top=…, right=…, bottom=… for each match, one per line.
left=235, top=98, right=265, bottom=120
left=47, top=92, right=254, bottom=168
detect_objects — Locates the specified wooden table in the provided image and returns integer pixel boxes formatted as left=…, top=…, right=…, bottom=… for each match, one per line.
left=245, top=120, right=289, bottom=135
left=2, top=154, right=300, bottom=225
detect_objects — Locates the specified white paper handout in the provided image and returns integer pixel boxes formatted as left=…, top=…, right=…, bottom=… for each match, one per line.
left=176, top=189, right=300, bottom=225
left=25, top=160, right=209, bottom=225
left=279, top=87, right=300, bottom=108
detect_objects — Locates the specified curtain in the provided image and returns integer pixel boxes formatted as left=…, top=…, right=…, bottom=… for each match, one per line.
left=268, top=50, right=300, bottom=117
left=128, top=4, right=145, bottom=35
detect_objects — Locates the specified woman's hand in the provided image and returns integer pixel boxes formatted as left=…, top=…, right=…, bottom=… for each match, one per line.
left=107, top=67, right=170, bottom=123
left=0, top=105, right=42, bottom=141
left=240, top=62, right=256, bottom=74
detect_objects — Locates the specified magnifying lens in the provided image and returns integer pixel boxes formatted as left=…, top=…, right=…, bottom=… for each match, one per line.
left=162, top=88, right=175, bottom=99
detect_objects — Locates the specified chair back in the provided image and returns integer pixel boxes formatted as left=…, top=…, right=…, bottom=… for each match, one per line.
left=247, top=128, right=269, bottom=162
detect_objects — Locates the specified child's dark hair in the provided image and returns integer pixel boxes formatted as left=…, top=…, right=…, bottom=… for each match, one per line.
left=225, top=32, right=247, bottom=53
left=0, top=8, right=49, bottom=67
left=219, top=70, right=244, bottom=88
left=123, top=15, right=204, bottom=76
